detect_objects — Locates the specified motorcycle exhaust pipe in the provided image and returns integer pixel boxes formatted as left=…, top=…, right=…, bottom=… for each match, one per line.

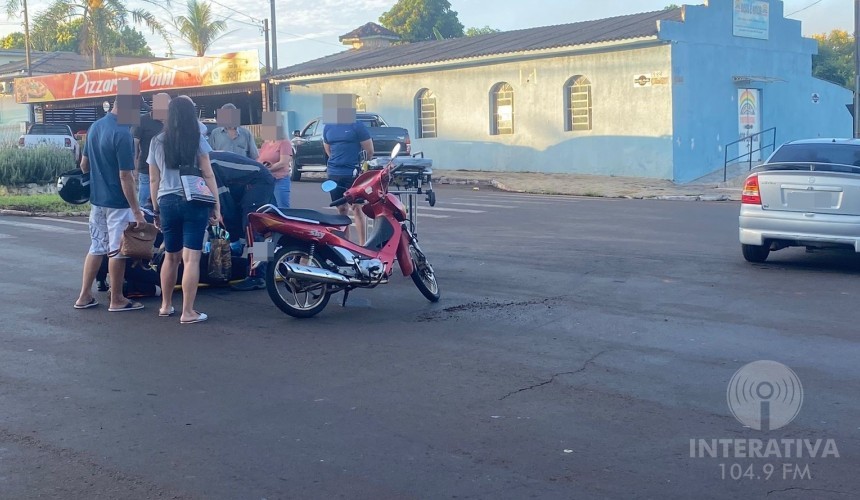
left=282, top=262, right=351, bottom=285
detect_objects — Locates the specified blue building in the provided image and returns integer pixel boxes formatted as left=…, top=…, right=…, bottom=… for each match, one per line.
left=269, top=0, right=852, bottom=182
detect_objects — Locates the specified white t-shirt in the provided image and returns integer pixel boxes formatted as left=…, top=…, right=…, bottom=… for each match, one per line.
left=147, top=133, right=213, bottom=200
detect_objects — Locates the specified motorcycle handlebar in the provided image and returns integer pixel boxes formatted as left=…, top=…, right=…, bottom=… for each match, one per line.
left=330, top=197, right=348, bottom=207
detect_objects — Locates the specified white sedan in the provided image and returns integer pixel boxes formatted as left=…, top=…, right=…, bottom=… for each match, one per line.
left=739, top=138, right=860, bottom=262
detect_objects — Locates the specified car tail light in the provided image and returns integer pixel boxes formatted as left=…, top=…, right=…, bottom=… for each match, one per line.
left=741, top=174, right=762, bottom=205
left=64, top=138, right=72, bottom=147
left=405, top=136, right=411, bottom=155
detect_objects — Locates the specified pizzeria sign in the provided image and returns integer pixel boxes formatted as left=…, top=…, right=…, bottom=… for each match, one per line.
left=14, top=50, right=260, bottom=104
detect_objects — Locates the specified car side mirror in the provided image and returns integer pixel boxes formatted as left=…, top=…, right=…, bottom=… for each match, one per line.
left=293, top=130, right=300, bottom=137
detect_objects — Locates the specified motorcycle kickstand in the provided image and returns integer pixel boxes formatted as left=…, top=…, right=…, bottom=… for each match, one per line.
left=341, top=289, right=350, bottom=307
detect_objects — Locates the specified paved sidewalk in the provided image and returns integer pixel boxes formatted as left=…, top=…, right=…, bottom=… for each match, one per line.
left=434, top=169, right=746, bottom=201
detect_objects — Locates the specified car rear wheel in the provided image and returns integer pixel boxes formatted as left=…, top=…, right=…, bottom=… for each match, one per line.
left=742, top=244, right=770, bottom=263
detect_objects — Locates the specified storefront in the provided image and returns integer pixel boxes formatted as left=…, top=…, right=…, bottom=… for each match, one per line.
left=14, top=51, right=264, bottom=133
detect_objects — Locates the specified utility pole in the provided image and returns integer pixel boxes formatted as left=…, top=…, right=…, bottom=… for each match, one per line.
left=270, top=0, right=278, bottom=71
left=855, top=0, right=860, bottom=138
left=263, top=19, right=271, bottom=75
left=23, top=0, right=34, bottom=124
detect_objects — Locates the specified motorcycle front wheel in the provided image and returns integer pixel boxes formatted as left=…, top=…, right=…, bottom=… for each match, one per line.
left=266, top=244, right=331, bottom=318
left=409, top=243, right=440, bottom=302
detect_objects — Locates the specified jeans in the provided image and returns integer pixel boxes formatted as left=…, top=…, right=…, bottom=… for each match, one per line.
left=158, top=194, right=210, bottom=252
left=138, top=173, right=151, bottom=208
left=274, top=177, right=291, bottom=208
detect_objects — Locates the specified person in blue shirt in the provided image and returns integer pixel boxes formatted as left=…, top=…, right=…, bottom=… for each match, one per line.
left=74, top=98, right=147, bottom=312
left=323, top=120, right=373, bottom=245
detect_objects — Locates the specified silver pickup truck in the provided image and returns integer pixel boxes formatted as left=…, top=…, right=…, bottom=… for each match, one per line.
left=18, top=123, right=81, bottom=164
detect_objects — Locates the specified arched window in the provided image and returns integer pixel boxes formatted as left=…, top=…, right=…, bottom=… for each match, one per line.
left=490, top=82, right=514, bottom=135
left=415, top=89, right=437, bottom=138
left=565, top=76, right=592, bottom=131
left=355, top=96, right=367, bottom=112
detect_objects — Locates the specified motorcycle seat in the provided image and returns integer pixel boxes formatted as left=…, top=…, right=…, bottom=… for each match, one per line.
left=257, top=204, right=352, bottom=226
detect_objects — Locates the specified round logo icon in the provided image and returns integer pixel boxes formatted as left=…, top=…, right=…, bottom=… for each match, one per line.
left=727, top=360, right=803, bottom=431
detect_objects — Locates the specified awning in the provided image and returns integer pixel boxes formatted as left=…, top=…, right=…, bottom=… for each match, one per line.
left=43, top=82, right=262, bottom=110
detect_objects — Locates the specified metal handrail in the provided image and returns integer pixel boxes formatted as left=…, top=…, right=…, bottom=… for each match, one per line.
left=723, top=127, right=777, bottom=181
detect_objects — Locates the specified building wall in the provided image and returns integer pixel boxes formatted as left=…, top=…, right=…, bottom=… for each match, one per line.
left=662, top=0, right=853, bottom=182
left=279, top=44, right=675, bottom=179
left=0, top=95, right=27, bottom=143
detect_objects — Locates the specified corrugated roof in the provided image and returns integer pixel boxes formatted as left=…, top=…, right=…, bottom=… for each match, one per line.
left=0, top=51, right=163, bottom=79
left=272, top=8, right=683, bottom=80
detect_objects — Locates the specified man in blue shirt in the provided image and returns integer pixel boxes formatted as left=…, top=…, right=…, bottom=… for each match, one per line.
left=74, top=98, right=147, bottom=312
left=323, top=119, right=373, bottom=245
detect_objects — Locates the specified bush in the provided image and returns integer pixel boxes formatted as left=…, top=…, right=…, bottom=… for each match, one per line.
left=0, top=146, right=76, bottom=186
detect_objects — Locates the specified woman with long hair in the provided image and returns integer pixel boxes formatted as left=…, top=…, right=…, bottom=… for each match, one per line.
left=148, top=96, right=221, bottom=324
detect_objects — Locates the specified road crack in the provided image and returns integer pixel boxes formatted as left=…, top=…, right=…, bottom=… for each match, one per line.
left=498, top=350, right=607, bottom=401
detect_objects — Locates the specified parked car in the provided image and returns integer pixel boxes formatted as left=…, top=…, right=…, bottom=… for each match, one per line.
left=18, top=123, right=81, bottom=164
left=738, top=138, right=860, bottom=262
left=290, top=112, right=411, bottom=181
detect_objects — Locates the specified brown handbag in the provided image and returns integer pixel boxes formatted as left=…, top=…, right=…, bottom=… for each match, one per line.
left=114, top=222, right=158, bottom=260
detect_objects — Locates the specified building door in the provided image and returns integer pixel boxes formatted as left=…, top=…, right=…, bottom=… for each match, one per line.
left=738, top=88, right=762, bottom=161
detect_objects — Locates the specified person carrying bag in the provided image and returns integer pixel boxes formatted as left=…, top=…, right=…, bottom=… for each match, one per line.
left=147, top=95, right=222, bottom=324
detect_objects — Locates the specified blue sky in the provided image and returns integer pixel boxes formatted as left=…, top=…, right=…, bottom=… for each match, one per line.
left=0, top=0, right=852, bottom=67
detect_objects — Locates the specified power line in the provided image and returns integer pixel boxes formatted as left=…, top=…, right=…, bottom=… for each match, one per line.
left=276, top=30, right=344, bottom=48
left=206, top=0, right=260, bottom=24
left=786, top=0, right=825, bottom=16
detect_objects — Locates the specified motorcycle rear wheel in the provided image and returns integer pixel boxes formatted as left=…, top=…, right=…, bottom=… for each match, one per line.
left=409, top=243, right=440, bottom=302
left=266, top=244, right=331, bottom=318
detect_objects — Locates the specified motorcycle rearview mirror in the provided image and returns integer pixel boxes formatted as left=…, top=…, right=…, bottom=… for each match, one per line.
left=390, top=144, right=401, bottom=159
left=321, top=180, right=338, bottom=193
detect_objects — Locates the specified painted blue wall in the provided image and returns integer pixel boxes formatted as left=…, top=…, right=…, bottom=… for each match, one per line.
left=662, top=0, right=853, bottom=182
left=274, top=0, right=852, bottom=183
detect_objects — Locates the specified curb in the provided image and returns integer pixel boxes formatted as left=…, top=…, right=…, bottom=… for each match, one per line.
left=0, top=208, right=88, bottom=217
left=436, top=176, right=741, bottom=202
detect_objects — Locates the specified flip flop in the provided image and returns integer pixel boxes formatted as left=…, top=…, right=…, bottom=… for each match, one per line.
left=73, top=298, right=99, bottom=309
left=180, top=312, right=208, bottom=325
left=108, top=301, right=144, bottom=312
left=158, top=306, right=175, bottom=317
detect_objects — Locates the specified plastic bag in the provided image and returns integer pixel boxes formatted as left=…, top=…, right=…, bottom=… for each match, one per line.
left=207, top=225, right=232, bottom=282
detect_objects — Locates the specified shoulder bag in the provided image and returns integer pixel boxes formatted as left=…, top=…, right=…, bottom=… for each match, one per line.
left=179, top=157, right=216, bottom=205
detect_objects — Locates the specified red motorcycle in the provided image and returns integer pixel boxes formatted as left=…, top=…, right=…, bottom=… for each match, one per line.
left=247, top=146, right=440, bottom=318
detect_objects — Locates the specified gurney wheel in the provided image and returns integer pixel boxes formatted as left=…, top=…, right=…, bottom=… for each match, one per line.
left=427, top=190, right=436, bottom=207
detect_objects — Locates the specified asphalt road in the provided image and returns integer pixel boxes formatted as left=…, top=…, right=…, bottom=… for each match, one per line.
left=1, top=182, right=858, bottom=499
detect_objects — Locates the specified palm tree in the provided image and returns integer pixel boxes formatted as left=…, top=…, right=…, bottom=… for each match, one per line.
left=24, top=0, right=172, bottom=69
left=174, top=0, right=228, bottom=57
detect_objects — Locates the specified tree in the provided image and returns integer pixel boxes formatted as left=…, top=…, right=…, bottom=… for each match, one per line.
left=663, top=4, right=681, bottom=9
left=23, top=10, right=153, bottom=57
left=174, top=0, right=228, bottom=57
left=380, top=0, right=464, bottom=43
left=465, top=26, right=499, bottom=37
left=9, top=0, right=171, bottom=69
left=811, top=30, right=854, bottom=90
left=0, top=32, right=24, bottom=49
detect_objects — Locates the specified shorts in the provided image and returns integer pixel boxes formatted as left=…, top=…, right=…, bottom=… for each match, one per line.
left=327, top=174, right=357, bottom=203
left=89, top=205, right=136, bottom=258
left=158, top=194, right=210, bottom=253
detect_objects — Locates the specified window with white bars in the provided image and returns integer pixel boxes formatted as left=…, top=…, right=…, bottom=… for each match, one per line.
left=415, top=89, right=437, bottom=138
left=565, top=76, right=592, bottom=132
left=490, top=83, right=514, bottom=135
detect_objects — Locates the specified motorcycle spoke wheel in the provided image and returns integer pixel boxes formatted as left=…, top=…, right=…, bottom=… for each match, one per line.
left=409, top=244, right=440, bottom=302
left=266, top=246, right=331, bottom=318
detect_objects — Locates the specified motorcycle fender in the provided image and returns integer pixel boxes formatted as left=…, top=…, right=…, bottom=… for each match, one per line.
left=396, top=231, right=414, bottom=276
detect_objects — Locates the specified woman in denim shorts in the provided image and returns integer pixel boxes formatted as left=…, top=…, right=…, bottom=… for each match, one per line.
left=147, top=96, right=221, bottom=324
